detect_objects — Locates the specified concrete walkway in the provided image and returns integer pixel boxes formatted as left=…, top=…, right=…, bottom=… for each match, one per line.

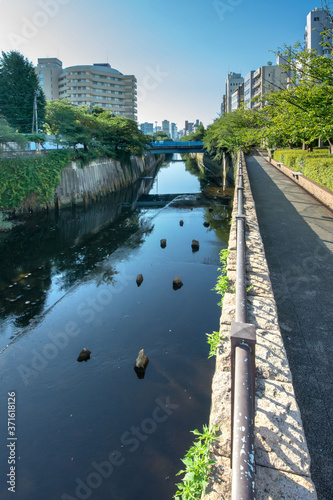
left=246, top=154, right=333, bottom=500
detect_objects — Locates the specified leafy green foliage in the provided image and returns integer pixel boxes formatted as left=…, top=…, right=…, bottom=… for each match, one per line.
left=204, top=108, right=263, bottom=159
left=206, top=331, right=221, bottom=359
left=0, top=51, right=45, bottom=133
left=262, top=39, right=333, bottom=151
left=180, top=124, right=206, bottom=142
left=0, top=150, right=72, bottom=210
left=45, top=100, right=150, bottom=161
left=273, top=149, right=333, bottom=191
left=152, top=131, right=171, bottom=141
left=206, top=249, right=229, bottom=358
left=212, top=248, right=230, bottom=307
left=0, top=117, right=27, bottom=149
left=174, top=425, right=218, bottom=500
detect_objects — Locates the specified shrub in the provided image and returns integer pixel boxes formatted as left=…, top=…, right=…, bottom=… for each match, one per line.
left=273, top=149, right=333, bottom=191
left=302, top=158, right=333, bottom=191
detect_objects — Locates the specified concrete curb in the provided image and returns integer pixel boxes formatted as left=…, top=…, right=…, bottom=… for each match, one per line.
left=202, top=153, right=317, bottom=499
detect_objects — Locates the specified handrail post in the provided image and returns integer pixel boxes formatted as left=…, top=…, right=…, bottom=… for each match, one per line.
left=231, top=322, right=256, bottom=500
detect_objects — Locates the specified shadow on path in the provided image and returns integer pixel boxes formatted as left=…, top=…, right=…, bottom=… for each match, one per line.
left=246, top=154, right=333, bottom=500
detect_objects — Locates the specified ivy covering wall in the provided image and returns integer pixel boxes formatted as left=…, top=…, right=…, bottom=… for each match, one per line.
left=0, top=150, right=72, bottom=210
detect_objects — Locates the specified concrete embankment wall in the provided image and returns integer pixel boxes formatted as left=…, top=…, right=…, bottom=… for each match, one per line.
left=190, top=151, right=234, bottom=187
left=55, top=154, right=161, bottom=208
left=202, top=153, right=317, bottom=499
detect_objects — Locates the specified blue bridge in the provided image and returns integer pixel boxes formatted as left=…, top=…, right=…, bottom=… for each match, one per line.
left=148, top=141, right=205, bottom=154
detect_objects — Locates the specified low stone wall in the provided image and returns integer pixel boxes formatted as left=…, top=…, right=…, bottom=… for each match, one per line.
left=202, top=153, right=317, bottom=499
left=266, top=155, right=333, bottom=212
left=55, top=154, right=161, bottom=208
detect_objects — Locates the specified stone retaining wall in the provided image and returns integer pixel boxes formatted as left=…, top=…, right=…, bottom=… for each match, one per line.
left=266, top=155, right=333, bottom=212
left=55, top=154, right=161, bottom=208
left=202, top=153, right=317, bottom=499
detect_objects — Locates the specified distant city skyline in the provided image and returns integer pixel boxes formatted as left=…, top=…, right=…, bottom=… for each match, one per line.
left=0, top=0, right=323, bottom=128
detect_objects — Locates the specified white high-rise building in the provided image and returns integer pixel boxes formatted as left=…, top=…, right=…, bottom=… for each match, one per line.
left=225, top=72, right=244, bottom=113
left=35, top=58, right=63, bottom=101
left=244, top=71, right=255, bottom=110
left=35, top=59, right=137, bottom=120
left=305, top=8, right=332, bottom=55
left=244, top=65, right=291, bottom=110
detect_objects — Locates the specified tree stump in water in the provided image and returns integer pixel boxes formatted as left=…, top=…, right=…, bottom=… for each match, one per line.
left=134, top=349, right=149, bottom=379
left=136, top=274, right=144, bottom=286
left=173, top=275, right=183, bottom=290
left=77, top=348, right=91, bottom=362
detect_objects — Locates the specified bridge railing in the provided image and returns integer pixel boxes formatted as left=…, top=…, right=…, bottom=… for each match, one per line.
left=230, top=150, right=256, bottom=500
left=150, top=141, right=204, bottom=147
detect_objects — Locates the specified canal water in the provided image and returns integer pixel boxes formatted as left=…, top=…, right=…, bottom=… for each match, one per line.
left=0, top=154, right=232, bottom=500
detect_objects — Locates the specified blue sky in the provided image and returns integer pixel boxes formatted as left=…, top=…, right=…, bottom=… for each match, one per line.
left=0, top=0, right=327, bottom=130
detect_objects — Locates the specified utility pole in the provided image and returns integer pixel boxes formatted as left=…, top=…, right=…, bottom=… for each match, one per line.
left=32, top=90, right=40, bottom=153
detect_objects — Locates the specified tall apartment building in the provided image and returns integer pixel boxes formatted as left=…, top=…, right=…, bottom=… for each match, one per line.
left=305, top=7, right=332, bottom=55
left=35, top=59, right=137, bottom=120
left=162, top=120, right=170, bottom=136
left=244, top=71, right=255, bottom=109
left=231, top=83, right=244, bottom=111
left=140, top=122, right=154, bottom=135
left=35, top=58, right=63, bottom=100
left=184, top=120, right=194, bottom=135
left=247, top=65, right=290, bottom=110
left=170, top=122, right=178, bottom=141
left=225, top=72, right=244, bottom=113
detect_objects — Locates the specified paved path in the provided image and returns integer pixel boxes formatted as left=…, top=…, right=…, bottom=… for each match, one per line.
left=246, top=154, right=333, bottom=500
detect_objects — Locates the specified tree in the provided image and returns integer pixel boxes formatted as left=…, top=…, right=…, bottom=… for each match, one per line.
left=0, top=117, right=27, bottom=150
left=45, top=99, right=151, bottom=159
left=45, top=100, right=93, bottom=150
left=263, top=42, right=333, bottom=151
left=0, top=51, right=46, bottom=133
left=152, top=131, right=170, bottom=142
left=204, top=108, right=263, bottom=158
left=180, top=124, right=205, bottom=142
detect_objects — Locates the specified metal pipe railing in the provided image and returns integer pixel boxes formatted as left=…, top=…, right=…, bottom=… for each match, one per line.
left=235, top=214, right=246, bottom=323
left=231, top=151, right=256, bottom=500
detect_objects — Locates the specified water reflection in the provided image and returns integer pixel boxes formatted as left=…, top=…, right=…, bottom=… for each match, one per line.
left=0, top=176, right=155, bottom=340
left=0, top=154, right=233, bottom=500
left=150, top=154, right=201, bottom=195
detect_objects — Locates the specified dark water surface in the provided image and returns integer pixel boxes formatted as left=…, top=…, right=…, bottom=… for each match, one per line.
left=0, top=155, right=232, bottom=500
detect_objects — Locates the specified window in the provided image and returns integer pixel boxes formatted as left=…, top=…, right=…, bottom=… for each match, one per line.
left=314, top=16, right=319, bottom=21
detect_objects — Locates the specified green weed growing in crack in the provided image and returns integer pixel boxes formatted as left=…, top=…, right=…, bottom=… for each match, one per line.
left=174, top=425, right=219, bottom=500
left=206, top=331, right=221, bottom=359
left=212, top=249, right=229, bottom=306
left=206, top=249, right=230, bottom=358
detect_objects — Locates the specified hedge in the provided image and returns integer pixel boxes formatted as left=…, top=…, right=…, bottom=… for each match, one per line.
left=273, top=149, right=333, bottom=191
